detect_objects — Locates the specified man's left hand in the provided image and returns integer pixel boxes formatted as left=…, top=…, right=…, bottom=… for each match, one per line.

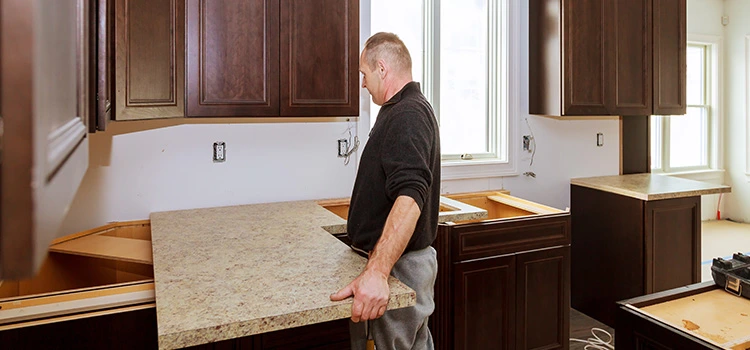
left=330, top=269, right=390, bottom=322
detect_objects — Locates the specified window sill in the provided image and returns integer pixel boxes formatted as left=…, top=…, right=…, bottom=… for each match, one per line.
left=662, top=169, right=725, bottom=183
left=441, top=159, right=518, bottom=180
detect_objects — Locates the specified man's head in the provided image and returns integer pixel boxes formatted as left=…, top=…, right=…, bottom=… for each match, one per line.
left=360, top=32, right=413, bottom=106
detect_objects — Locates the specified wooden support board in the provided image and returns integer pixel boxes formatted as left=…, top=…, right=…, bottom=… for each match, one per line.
left=49, top=235, right=152, bottom=265
left=0, top=282, right=154, bottom=326
left=636, top=289, right=750, bottom=349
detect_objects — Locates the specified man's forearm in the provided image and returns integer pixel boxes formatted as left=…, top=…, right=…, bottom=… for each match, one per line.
left=366, top=195, right=422, bottom=277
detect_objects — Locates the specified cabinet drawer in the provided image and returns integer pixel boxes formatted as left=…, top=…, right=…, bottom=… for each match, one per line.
left=450, top=214, right=570, bottom=262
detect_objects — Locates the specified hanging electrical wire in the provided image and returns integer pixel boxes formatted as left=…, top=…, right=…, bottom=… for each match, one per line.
left=341, top=122, right=360, bottom=166
left=525, top=117, right=537, bottom=166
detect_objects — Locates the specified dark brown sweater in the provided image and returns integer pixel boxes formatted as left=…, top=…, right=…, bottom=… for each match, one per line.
left=347, top=82, right=441, bottom=253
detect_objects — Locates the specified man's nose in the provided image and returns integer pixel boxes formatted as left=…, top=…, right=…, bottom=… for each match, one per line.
left=361, top=79, right=366, bottom=89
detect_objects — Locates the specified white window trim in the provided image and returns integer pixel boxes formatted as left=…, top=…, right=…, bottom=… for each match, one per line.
left=745, top=35, right=750, bottom=182
left=652, top=34, right=723, bottom=183
left=440, top=0, right=519, bottom=180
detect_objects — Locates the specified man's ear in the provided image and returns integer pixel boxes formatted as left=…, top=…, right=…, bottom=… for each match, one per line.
left=377, top=60, right=387, bottom=79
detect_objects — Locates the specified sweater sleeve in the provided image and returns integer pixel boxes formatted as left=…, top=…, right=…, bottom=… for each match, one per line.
left=381, top=110, right=435, bottom=210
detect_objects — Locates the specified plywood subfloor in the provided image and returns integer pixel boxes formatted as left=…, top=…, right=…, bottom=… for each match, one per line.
left=639, top=289, right=750, bottom=349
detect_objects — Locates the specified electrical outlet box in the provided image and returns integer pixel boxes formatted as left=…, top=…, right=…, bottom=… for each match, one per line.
left=213, top=142, right=226, bottom=162
left=522, top=135, right=532, bottom=151
left=596, top=133, right=604, bottom=147
left=337, top=139, right=349, bottom=157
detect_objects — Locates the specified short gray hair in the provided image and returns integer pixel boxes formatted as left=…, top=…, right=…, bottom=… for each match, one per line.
left=363, top=32, right=412, bottom=73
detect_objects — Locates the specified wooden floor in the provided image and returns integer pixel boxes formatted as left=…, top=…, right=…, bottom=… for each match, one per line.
left=570, top=308, right=614, bottom=349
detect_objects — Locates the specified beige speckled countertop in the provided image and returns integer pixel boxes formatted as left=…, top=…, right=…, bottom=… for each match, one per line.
left=571, top=173, right=731, bottom=201
left=149, top=201, right=417, bottom=350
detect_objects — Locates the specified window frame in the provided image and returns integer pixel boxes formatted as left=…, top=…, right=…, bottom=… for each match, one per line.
left=367, top=0, right=520, bottom=180
left=651, top=35, right=723, bottom=181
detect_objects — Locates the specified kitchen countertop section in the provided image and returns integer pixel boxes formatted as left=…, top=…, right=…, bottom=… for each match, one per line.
left=571, top=173, right=731, bottom=201
left=150, top=201, right=416, bottom=350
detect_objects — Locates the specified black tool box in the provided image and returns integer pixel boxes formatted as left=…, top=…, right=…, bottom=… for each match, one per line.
left=711, top=252, right=750, bottom=299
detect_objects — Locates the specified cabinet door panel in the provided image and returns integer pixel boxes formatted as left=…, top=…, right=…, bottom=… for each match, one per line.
left=611, top=0, right=651, bottom=115
left=454, top=255, right=515, bottom=350
left=1, top=0, right=90, bottom=279
left=186, top=0, right=279, bottom=117
left=645, top=196, right=700, bottom=293
left=280, top=0, right=358, bottom=116
left=653, top=0, right=686, bottom=115
left=563, top=0, right=610, bottom=115
left=516, top=247, right=570, bottom=350
left=115, top=0, right=184, bottom=120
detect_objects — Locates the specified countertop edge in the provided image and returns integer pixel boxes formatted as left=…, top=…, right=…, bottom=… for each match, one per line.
left=571, top=179, right=731, bottom=201
left=158, top=290, right=417, bottom=350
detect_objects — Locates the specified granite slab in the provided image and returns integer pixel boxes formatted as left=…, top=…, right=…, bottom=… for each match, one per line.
left=150, top=201, right=416, bottom=350
left=571, top=173, right=731, bottom=201
left=319, top=196, right=488, bottom=235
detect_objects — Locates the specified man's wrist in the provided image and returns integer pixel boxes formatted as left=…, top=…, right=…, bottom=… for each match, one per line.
left=364, top=262, right=390, bottom=279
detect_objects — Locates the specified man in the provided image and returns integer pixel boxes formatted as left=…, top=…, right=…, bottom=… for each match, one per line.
left=330, top=32, right=441, bottom=350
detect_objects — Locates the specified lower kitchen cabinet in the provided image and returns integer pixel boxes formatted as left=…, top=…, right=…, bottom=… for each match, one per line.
left=432, top=191, right=571, bottom=350
left=0, top=220, right=351, bottom=350
left=450, top=247, right=571, bottom=350
left=616, top=281, right=750, bottom=349
left=0, top=307, right=158, bottom=349
left=571, top=184, right=701, bottom=327
left=0, top=306, right=349, bottom=350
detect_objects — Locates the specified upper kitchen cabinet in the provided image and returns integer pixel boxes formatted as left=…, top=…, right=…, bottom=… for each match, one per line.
left=279, top=0, right=359, bottom=116
left=115, top=0, right=185, bottom=120
left=1, top=0, right=92, bottom=278
left=529, top=0, right=686, bottom=117
left=186, top=0, right=280, bottom=117
left=185, top=0, right=359, bottom=117
left=652, top=0, right=687, bottom=115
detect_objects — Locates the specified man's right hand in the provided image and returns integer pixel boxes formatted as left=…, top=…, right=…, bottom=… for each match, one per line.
left=330, top=268, right=390, bottom=322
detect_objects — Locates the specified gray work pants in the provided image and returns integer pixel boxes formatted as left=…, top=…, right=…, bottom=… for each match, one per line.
left=349, top=246, right=438, bottom=350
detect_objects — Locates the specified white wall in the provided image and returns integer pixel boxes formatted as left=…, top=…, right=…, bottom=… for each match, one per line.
left=60, top=120, right=360, bottom=235
left=60, top=0, right=621, bottom=235
left=723, top=0, right=750, bottom=223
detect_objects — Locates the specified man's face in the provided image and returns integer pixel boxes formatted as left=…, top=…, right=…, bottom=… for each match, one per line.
left=360, top=50, right=383, bottom=106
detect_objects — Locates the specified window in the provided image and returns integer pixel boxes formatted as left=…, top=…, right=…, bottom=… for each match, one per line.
left=652, top=42, right=719, bottom=174
left=370, top=0, right=515, bottom=171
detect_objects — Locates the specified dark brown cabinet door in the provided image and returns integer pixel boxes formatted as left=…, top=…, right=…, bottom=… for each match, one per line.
left=115, top=0, right=185, bottom=120
left=1, top=0, right=91, bottom=279
left=280, top=0, right=359, bottom=116
left=644, top=196, right=700, bottom=293
left=186, top=0, right=279, bottom=117
left=610, top=0, right=652, bottom=116
left=515, top=247, right=570, bottom=350
left=95, top=0, right=113, bottom=130
left=454, top=255, right=515, bottom=350
left=563, top=0, right=611, bottom=115
left=652, top=0, right=686, bottom=115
